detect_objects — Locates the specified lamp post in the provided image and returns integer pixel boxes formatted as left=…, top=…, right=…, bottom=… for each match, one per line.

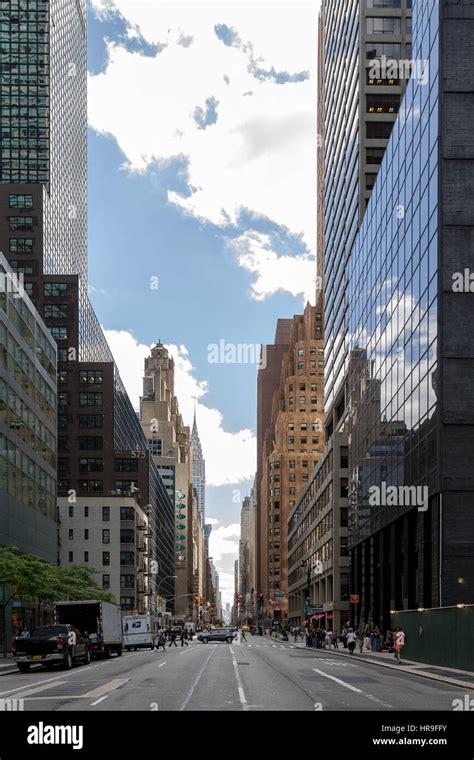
left=300, top=561, right=311, bottom=632
left=156, top=575, right=177, bottom=620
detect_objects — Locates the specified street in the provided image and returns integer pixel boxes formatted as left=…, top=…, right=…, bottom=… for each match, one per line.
left=0, top=640, right=467, bottom=712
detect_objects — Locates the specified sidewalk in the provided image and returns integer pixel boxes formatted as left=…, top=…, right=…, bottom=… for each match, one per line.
left=294, top=642, right=474, bottom=690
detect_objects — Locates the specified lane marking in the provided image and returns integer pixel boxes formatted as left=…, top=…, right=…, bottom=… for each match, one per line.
left=180, top=648, right=215, bottom=711
left=81, top=678, right=129, bottom=700
left=0, top=663, right=103, bottom=697
left=91, top=694, right=109, bottom=706
left=230, top=649, right=248, bottom=711
left=312, top=669, right=362, bottom=693
left=158, top=662, right=167, bottom=668
left=7, top=680, right=68, bottom=699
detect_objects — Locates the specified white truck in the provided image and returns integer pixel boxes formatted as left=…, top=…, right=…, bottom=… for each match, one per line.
left=53, top=600, right=123, bottom=659
left=122, top=613, right=160, bottom=650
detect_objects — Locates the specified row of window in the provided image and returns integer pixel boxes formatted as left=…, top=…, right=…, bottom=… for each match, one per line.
left=58, top=392, right=104, bottom=406
left=57, top=370, right=103, bottom=385
left=71, top=458, right=140, bottom=473
left=9, top=193, right=33, bottom=208
left=68, top=505, right=135, bottom=521
left=288, top=383, right=318, bottom=392
left=58, top=480, right=138, bottom=495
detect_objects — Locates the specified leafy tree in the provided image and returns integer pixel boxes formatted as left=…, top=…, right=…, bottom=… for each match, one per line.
left=0, top=546, right=113, bottom=656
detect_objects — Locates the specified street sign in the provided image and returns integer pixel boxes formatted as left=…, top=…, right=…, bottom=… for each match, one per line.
left=274, top=592, right=285, bottom=601
left=350, top=594, right=359, bottom=603
left=304, top=605, right=323, bottom=614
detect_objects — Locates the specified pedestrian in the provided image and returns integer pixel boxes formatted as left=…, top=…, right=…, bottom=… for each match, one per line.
left=372, top=626, right=381, bottom=652
left=241, top=627, right=247, bottom=642
left=156, top=631, right=166, bottom=652
left=393, top=626, right=405, bottom=664
left=356, top=625, right=365, bottom=653
left=346, top=628, right=356, bottom=654
left=180, top=629, right=188, bottom=647
left=332, top=629, right=339, bottom=649
left=168, top=630, right=178, bottom=647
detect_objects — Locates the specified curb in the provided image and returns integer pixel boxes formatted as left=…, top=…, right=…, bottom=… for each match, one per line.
left=293, top=645, right=474, bottom=691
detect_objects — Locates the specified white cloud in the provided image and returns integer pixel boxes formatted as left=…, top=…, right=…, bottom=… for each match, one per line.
left=231, top=230, right=316, bottom=303
left=209, top=523, right=240, bottom=607
left=205, top=517, right=219, bottom=526
left=89, top=0, right=318, bottom=292
left=103, top=328, right=256, bottom=486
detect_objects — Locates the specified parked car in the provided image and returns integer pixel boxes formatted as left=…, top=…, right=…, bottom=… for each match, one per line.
left=54, top=600, right=123, bottom=658
left=197, top=628, right=237, bottom=644
left=13, top=624, right=90, bottom=673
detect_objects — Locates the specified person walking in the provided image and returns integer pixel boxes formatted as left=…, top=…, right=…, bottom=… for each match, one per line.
left=356, top=625, right=365, bottom=654
left=168, top=629, right=178, bottom=647
left=180, top=629, right=188, bottom=647
left=393, top=626, right=405, bottom=664
left=156, top=631, right=166, bottom=652
left=346, top=628, right=356, bottom=654
left=332, top=630, right=339, bottom=649
left=241, top=627, right=247, bottom=642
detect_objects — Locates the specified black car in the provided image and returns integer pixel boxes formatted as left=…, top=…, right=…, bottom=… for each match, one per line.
left=13, top=624, right=90, bottom=673
left=197, top=628, right=237, bottom=644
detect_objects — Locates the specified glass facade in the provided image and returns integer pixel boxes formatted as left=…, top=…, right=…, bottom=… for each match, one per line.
left=347, top=0, right=439, bottom=543
left=0, top=0, right=49, bottom=183
left=0, top=251, right=57, bottom=527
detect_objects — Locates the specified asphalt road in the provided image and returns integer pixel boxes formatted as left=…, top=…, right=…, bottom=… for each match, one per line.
left=0, top=639, right=469, bottom=711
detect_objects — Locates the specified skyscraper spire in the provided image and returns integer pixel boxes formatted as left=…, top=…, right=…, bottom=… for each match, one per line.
left=191, top=403, right=206, bottom=527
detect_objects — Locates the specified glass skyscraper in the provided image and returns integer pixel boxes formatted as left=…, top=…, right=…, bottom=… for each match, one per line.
left=321, top=0, right=474, bottom=628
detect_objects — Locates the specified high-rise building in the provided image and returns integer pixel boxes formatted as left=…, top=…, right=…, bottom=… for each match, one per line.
left=256, top=319, right=291, bottom=594
left=0, top=0, right=175, bottom=613
left=258, top=304, right=325, bottom=624
left=0, top=252, right=57, bottom=637
left=239, top=496, right=251, bottom=595
left=191, top=406, right=206, bottom=526
left=321, top=0, right=474, bottom=629
left=140, top=343, right=197, bottom=618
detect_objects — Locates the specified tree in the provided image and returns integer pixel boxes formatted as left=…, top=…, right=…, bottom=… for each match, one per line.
left=0, top=546, right=113, bottom=657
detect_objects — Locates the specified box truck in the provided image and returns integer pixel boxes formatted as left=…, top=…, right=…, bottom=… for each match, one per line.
left=54, top=600, right=123, bottom=658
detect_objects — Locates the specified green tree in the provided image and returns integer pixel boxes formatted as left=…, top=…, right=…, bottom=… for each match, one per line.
left=0, top=546, right=113, bottom=656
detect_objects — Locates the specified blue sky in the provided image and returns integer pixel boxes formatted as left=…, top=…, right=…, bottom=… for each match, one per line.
left=86, top=0, right=318, bottom=603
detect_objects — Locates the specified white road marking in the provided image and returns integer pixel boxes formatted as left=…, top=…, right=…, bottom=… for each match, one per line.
left=312, top=669, right=362, bottom=693
left=180, top=648, right=215, bottom=711
left=6, top=680, right=68, bottom=699
left=230, top=649, right=248, bottom=711
left=82, top=678, right=129, bottom=700
left=290, top=646, right=294, bottom=649
left=0, top=663, right=103, bottom=697
left=158, top=662, right=167, bottom=668
left=91, top=694, right=109, bottom=706
left=272, top=645, right=277, bottom=648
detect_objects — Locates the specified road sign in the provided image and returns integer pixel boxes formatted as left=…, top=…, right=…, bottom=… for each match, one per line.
left=304, top=604, right=323, bottom=614
left=274, top=592, right=285, bottom=601
left=350, top=594, right=359, bottom=603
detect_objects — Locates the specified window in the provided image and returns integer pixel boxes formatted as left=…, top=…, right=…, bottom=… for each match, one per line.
left=121, top=507, right=135, bottom=521
left=299, top=383, right=305, bottom=391
left=44, top=283, right=68, bottom=297
left=366, top=148, right=385, bottom=165
left=301, top=436, right=307, bottom=444
left=68, top=505, right=73, bottom=517
left=298, top=348, right=304, bottom=357
left=103, top=552, right=110, bottom=566
left=367, top=94, right=400, bottom=114
left=114, top=481, right=133, bottom=494
left=79, top=370, right=103, bottom=385
left=120, top=529, right=134, bottom=544
left=120, top=575, right=134, bottom=589
left=58, top=370, right=68, bottom=384
left=115, top=459, right=138, bottom=472
left=49, top=326, right=68, bottom=341
left=43, top=304, right=68, bottom=319
left=366, top=17, right=401, bottom=34
left=289, top=460, right=295, bottom=469
left=9, top=216, right=33, bottom=230
left=147, top=439, right=162, bottom=456
left=79, top=480, right=102, bottom=493
left=121, top=597, right=134, bottom=610
left=58, top=392, right=68, bottom=406
left=68, top=552, right=73, bottom=563
left=102, top=529, right=110, bottom=544
left=9, top=261, right=33, bottom=274
left=9, top=238, right=33, bottom=253
left=288, top=436, right=294, bottom=444
left=80, top=392, right=103, bottom=406
left=58, top=436, right=68, bottom=452
left=79, top=415, right=103, bottom=429
left=287, top=423, right=294, bottom=431
left=79, top=436, right=103, bottom=450
left=102, top=574, right=110, bottom=589
left=68, top=529, right=73, bottom=540
left=9, top=194, right=33, bottom=208
left=58, top=416, right=67, bottom=429
left=23, top=282, right=33, bottom=297
left=367, top=0, right=401, bottom=6
left=299, top=396, right=306, bottom=405
left=302, top=461, right=308, bottom=468
left=368, top=117, right=394, bottom=140
left=365, top=43, right=401, bottom=58
left=84, top=551, right=89, bottom=563
left=79, top=458, right=103, bottom=473
left=58, top=349, right=69, bottom=362
left=84, top=506, right=89, bottom=517
left=84, top=529, right=89, bottom=540
left=298, top=362, right=304, bottom=370
left=120, top=551, right=134, bottom=565
left=300, top=423, right=307, bottom=431
left=102, top=507, right=110, bottom=522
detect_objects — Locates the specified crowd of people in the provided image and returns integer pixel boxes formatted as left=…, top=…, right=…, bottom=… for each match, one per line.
left=301, top=624, right=406, bottom=663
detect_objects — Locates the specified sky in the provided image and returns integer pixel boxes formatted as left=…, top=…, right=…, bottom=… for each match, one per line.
left=87, top=0, right=319, bottom=606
